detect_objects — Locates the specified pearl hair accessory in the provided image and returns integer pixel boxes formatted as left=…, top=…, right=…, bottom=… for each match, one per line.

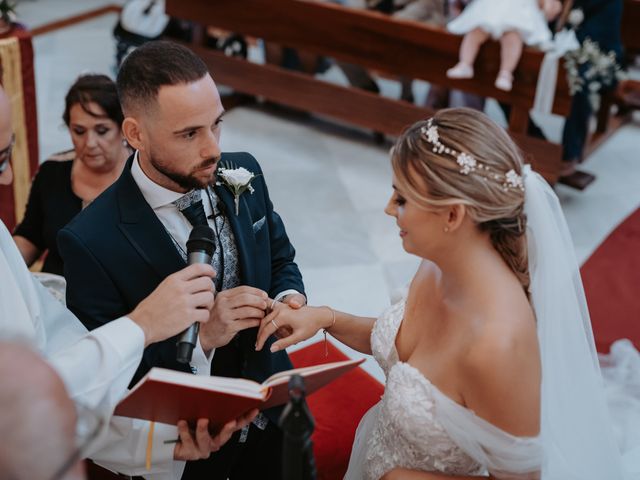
left=421, top=118, right=525, bottom=192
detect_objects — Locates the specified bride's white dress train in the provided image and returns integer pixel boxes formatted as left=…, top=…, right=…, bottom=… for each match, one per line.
left=343, top=290, right=640, bottom=480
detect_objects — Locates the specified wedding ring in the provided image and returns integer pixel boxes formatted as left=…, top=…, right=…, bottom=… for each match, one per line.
left=270, top=298, right=278, bottom=311
left=271, top=319, right=279, bottom=330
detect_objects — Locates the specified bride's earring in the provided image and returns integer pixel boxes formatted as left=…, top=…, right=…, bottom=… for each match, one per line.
left=444, top=227, right=449, bottom=233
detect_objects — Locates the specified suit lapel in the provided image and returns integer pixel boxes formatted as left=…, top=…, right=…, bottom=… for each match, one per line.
left=214, top=183, right=257, bottom=286
left=117, top=158, right=185, bottom=280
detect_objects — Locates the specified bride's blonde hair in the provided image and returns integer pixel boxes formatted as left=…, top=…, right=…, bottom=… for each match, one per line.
left=391, top=108, right=529, bottom=294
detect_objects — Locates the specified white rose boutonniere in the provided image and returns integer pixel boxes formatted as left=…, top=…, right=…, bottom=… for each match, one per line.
left=567, top=8, right=584, bottom=28
left=216, top=163, right=260, bottom=215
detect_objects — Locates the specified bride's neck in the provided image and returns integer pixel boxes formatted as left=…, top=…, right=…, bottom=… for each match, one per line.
left=436, top=232, right=508, bottom=300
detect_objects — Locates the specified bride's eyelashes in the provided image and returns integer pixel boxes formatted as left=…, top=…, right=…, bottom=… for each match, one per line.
left=393, top=193, right=406, bottom=206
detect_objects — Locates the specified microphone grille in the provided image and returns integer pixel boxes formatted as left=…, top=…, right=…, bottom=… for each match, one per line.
left=186, top=225, right=215, bottom=256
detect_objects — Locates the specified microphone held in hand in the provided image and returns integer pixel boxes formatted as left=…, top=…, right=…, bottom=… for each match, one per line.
left=176, top=225, right=216, bottom=364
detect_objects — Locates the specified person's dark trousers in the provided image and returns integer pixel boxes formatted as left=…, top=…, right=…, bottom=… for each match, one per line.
left=561, top=0, right=623, bottom=164
left=562, top=89, right=592, bottom=162
left=181, top=421, right=284, bottom=480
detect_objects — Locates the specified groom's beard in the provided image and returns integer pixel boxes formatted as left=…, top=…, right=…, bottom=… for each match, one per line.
left=150, top=154, right=220, bottom=191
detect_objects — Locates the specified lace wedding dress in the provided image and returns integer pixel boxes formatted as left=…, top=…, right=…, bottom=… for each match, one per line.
left=344, top=291, right=542, bottom=480
left=344, top=289, right=640, bottom=480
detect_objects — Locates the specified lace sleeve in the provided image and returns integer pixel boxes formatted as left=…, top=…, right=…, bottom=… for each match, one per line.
left=370, top=298, right=405, bottom=376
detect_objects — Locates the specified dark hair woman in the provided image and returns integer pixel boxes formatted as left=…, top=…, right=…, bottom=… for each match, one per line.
left=13, top=74, right=131, bottom=275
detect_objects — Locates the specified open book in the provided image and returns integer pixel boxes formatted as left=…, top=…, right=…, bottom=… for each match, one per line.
left=114, top=358, right=364, bottom=427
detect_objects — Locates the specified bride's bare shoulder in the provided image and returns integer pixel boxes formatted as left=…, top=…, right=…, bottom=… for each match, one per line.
left=458, top=296, right=541, bottom=436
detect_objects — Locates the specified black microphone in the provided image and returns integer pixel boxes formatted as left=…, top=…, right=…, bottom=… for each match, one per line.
left=176, top=225, right=216, bottom=364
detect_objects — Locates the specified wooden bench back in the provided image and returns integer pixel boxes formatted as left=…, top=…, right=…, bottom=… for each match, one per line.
left=166, top=0, right=567, bottom=182
left=168, top=0, right=574, bottom=122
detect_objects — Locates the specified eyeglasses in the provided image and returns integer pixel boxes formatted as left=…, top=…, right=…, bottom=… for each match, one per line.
left=0, top=134, right=15, bottom=173
left=49, top=403, right=106, bottom=480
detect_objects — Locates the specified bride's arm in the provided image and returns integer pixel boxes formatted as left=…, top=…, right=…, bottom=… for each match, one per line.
left=255, top=304, right=376, bottom=354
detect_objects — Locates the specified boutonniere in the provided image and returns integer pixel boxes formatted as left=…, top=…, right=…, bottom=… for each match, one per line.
left=216, top=163, right=260, bottom=215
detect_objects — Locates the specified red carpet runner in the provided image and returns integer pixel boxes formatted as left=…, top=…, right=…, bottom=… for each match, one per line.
left=290, top=341, right=383, bottom=480
left=581, top=207, right=640, bottom=353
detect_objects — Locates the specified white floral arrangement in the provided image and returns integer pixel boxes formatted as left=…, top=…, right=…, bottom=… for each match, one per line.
left=562, top=8, right=626, bottom=110
left=216, top=163, right=260, bottom=215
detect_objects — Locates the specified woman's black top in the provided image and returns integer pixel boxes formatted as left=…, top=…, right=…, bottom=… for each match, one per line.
left=14, top=152, right=82, bottom=275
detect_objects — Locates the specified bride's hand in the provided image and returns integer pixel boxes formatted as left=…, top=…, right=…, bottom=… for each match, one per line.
left=255, top=303, right=333, bottom=352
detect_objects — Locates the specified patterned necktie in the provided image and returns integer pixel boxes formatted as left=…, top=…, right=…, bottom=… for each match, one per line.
left=174, top=190, right=208, bottom=227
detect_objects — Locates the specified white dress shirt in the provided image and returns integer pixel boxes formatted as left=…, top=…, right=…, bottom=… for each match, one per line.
left=131, top=153, right=302, bottom=343
left=0, top=220, right=180, bottom=478
left=131, top=153, right=215, bottom=375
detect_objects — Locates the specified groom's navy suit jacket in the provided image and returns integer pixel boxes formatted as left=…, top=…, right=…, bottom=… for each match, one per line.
left=58, top=152, right=305, bottom=399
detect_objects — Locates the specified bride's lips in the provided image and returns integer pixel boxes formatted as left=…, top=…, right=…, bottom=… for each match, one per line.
left=399, top=230, right=407, bottom=238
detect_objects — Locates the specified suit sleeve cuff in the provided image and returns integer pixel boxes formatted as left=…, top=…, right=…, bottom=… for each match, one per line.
left=274, top=289, right=306, bottom=304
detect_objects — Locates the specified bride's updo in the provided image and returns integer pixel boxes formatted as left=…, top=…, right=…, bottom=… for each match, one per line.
left=391, top=107, right=529, bottom=293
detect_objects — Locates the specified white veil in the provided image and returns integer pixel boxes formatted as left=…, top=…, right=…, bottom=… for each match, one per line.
left=523, top=166, right=630, bottom=479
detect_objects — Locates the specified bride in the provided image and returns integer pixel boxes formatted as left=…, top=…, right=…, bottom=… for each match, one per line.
left=255, top=108, right=639, bottom=479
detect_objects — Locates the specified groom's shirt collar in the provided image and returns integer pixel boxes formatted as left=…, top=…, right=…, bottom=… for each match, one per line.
left=130, top=150, right=187, bottom=209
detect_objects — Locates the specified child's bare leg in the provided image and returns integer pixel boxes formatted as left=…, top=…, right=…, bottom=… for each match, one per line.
left=495, top=31, right=524, bottom=91
left=499, top=31, right=524, bottom=74
left=460, top=28, right=490, bottom=66
left=447, top=28, right=490, bottom=79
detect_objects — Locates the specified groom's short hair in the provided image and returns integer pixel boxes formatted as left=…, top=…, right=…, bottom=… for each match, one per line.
left=117, top=40, right=209, bottom=115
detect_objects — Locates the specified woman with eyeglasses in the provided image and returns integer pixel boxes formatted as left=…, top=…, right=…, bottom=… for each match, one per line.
left=13, top=74, right=131, bottom=275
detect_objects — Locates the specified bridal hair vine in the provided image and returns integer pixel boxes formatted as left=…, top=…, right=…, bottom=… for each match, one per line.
left=421, top=118, right=524, bottom=192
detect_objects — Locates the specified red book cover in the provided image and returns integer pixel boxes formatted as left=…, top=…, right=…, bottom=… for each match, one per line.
left=114, top=358, right=364, bottom=428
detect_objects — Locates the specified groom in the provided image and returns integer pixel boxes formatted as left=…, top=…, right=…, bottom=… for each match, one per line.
left=58, top=41, right=305, bottom=479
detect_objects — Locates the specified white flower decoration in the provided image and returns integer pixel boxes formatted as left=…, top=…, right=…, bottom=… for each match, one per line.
left=567, top=8, right=584, bottom=27
left=421, top=117, right=525, bottom=192
left=505, top=169, right=524, bottom=191
left=456, top=152, right=477, bottom=174
left=426, top=125, right=439, bottom=145
left=217, top=164, right=259, bottom=215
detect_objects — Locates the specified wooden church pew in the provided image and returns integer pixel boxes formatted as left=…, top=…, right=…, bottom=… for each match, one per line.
left=165, top=0, right=580, bottom=184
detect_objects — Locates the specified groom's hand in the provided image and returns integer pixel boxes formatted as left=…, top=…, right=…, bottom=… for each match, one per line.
left=199, top=286, right=268, bottom=352
left=281, top=293, right=306, bottom=309
left=129, top=263, right=215, bottom=347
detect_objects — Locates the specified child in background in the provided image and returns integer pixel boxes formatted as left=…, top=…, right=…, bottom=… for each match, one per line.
left=446, top=0, right=561, bottom=91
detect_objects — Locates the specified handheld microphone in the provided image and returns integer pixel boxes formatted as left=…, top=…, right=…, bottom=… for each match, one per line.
left=176, top=225, right=216, bottom=364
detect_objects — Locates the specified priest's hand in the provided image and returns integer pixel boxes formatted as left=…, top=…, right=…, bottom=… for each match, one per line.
left=173, top=409, right=259, bottom=461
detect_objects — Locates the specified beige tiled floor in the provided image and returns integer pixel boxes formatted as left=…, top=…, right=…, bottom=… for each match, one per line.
left=21, top=2, right=640, bottom=381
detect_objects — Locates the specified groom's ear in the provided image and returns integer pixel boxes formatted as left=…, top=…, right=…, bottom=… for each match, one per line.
left=445, top=204, right=466, bottom=233
left=122, top=117, right=144, bottom=152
